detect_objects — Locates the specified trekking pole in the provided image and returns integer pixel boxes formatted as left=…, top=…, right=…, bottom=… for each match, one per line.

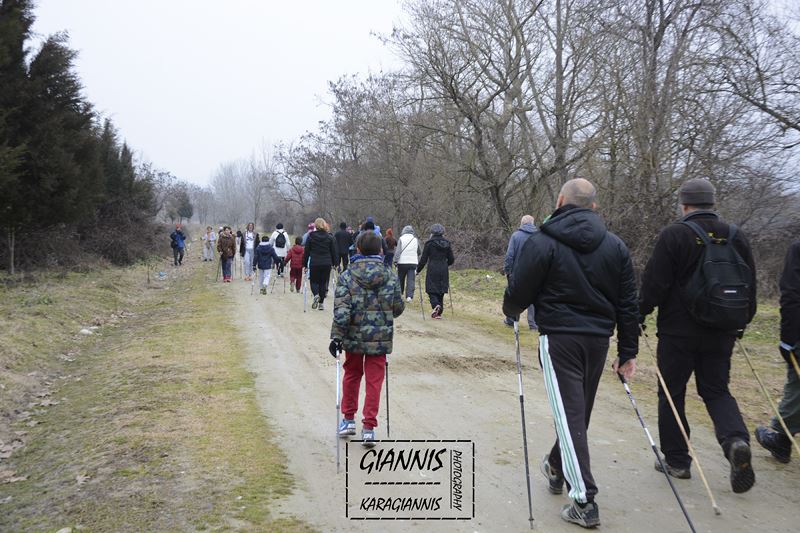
left=513, top=320, right=534, bottom=529
left=215, top=255, right=221, bottom=282
left=336, top=349, right=342, bottom=474
left=617, top=372, right=697, bottom=533
left=385, top=356, right=390, bottom=437
left=640, top=328, right=721, bottom=515
left=303, top=265, right=309, bottom=313
left=789, top=349, right=800, bottom=379
left=417, top=273, right=425, bottom=320
left=270, top=266, right=278, bottom=294
left=448, top=287, right=455, bottom=316
left=737, top=339, right=800, bottom=457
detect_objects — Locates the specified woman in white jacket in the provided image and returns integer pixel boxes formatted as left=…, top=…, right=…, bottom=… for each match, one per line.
left=394, top=225, right=421, bottom=301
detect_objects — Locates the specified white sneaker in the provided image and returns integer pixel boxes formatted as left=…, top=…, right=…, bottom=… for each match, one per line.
left=406, top=297, right=412, bottom=302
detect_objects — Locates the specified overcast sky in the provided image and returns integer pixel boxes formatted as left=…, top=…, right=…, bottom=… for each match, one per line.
left=31, top=0, right=405, bottom=186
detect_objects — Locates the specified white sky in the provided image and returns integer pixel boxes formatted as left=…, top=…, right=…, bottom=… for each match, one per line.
left=31, top=0, right=405, bottom=186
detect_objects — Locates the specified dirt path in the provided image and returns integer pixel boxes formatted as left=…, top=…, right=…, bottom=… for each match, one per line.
left=233, top=276, right=799, bottom=532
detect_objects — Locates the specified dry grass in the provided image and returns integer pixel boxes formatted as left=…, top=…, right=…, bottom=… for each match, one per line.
left=0, top=261, right=313, bottom=532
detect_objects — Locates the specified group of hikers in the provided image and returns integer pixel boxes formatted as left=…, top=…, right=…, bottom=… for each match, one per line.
left=170, top=176, right=800, bottom=529
left=183, top=216, right=455, bottom=316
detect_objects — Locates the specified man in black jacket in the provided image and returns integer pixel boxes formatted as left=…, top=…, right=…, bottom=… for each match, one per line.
left=639, top=178, right=757, bottom=493
left=334, top=222, right=353, bottom=271
left=503, top=178, right=638, bottom=529
left=755, top=240, right=800, bottom=463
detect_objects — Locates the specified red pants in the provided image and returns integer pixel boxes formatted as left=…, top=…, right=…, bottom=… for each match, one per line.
left=342, top=352, right=386, bottom=429
left=290, top=267, right=303, bottom=291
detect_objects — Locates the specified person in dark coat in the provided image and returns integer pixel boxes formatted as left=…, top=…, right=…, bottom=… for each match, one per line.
left=503, top=215, right=538, bottom=330
left=639, top=178, right=757, bottom=493
left=303, top=217, right=338, bottom=310
left=755, top=239, right=800, bottom=463
left=334, top=222, right=354, bottom=272
left=169, top=224, right=187, bottom=266
left=416, top=223, right=455, bottom=319
left=503, top=178, right=638, bottom=528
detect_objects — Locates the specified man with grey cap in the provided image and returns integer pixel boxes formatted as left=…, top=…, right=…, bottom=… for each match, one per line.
left=639, top=178, right=757, bottom=493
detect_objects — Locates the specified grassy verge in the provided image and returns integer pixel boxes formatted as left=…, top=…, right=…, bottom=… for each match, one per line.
left=450, top=268, right=789, bottom=427
left=0, top=261, right=312, bottom=532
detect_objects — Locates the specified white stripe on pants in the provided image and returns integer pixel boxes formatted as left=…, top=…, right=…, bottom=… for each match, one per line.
left=539, top=334, right=589, bottom=503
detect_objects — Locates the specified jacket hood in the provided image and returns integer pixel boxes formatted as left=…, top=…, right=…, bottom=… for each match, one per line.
left=518, top=223, right=537, bottom=235
left=402, top=225, right=414, bottom=235
left=428, top=235, right=451, bottom=250
left=308, top=230, right=329, bottom=243
left=541, top=207, right=606, bottom=253
left=349, top=257, right=388, bottom=289
left=257, top=242, right=273, bottom=249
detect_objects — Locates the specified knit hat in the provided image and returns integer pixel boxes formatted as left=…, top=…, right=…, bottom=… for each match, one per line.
left=431, top=223, right=445, bottom=236
left=679, top=179, right=715, bottom=206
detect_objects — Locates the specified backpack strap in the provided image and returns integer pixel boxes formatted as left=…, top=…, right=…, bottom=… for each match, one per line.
left=680, top=220, right=711, bottom=245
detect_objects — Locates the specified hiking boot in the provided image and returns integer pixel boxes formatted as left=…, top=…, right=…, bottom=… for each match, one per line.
left=503, top=318, right=514, bottom=327
left=318, top=302, right=325, bottom=311
left=654, top=458, right=691, bottom=479
left=755, top=426, right=791, bottom=463
left=560, top=500, right=600, bottom=529
left=540, top=454, right=564, bottom=494
left=406, top=297, right=412, bottom=303
left=338, top=419, right=356, bottom=437
left=290, top=285, right=295, bottom=293
left=727, top=440, right=755, bottom=493
left=260, top=287, right=267, bottom=295
left=312, top=295, right=319, bottom=309
left=362, top=428, right=376, bottom=447
left=432, top=305, right=442, bottom=318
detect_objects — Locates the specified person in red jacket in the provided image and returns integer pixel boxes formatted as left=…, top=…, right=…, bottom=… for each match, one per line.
left=284, top=237, right=306, bottom=292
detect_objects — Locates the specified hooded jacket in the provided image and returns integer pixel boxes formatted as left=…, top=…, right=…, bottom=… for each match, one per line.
left=395, top=226, right=421, bottom=265
left=303, top=229, right=337, bottom=268
left=504, top=222, right=537, bottom=274
left=269, top=229, right=290, bottom=257
left=639, top=210, right=757, bottom=337
left=170, top=229, right=186, bottom=250
left=503, top=205, right=639, bottom=363
left=285, top=244, right=305, bottom=270
left=253, top=241, right=280, bottom=270
left=417, top=233, right=455, bottom=294
left=331, top=256, right=405, bottom=354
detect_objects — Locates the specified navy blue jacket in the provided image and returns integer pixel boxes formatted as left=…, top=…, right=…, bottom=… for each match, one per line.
left=504, top=222, right=537, bottom=275
left=253, top=242, right=280, bottom=270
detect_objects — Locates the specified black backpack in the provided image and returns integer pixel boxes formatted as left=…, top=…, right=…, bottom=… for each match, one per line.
left=275, top=231, right=286, bottom=248
left=680, top=220, right=752, bottom=331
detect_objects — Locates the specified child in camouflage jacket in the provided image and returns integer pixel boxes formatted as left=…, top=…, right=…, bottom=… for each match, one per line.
left=329, top=231, right=404, bottom=446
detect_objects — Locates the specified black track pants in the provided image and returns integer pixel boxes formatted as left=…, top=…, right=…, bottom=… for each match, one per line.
left=540, top=333, right=609, bottom=504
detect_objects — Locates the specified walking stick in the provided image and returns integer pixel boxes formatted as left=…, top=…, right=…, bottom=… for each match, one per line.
left=385, top=356, right=390, bottom=438
left=640, top=328, right=721, bottom=515
left=448, top=287, right=455, bottom=316
left=737, top=339, right=800, bottom=457
left=270, top=266, right=278, bottom=294
left=215, top=255, right=221, bottom=282
left=617, top=372, right=697, bottom=533
left=789, top=349, right=800, bottom=379
left=417, top=273, right=425, bottom=320
left=336, top=350, right=342, bottom=473
left=513, top=321, right=534, bottom=528
left=303, top=266, right=309, bottom=313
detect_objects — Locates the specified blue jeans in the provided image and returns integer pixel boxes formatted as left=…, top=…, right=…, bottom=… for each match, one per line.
left=222, top=257, right=232, bottom=279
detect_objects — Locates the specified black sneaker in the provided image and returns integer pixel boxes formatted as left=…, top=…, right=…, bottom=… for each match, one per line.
left=755, top=426, right=791, bottom=464
left=561, top=500, right=600, bottom=529
left=540, top=454, right=564, bottom=494
left=727, top=440, right=755, bottom=493
left=654, top=458, right=691, bottom=479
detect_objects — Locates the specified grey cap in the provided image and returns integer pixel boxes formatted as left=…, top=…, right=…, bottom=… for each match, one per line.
left=679, top=178, right=715, bottom=206
left=431, top=223, right=445, bottom=236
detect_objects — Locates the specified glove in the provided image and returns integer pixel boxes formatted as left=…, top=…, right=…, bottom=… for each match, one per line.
left=779, top=342, right=796, bottom=365
left=329, top=339, right=343, bottom=358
